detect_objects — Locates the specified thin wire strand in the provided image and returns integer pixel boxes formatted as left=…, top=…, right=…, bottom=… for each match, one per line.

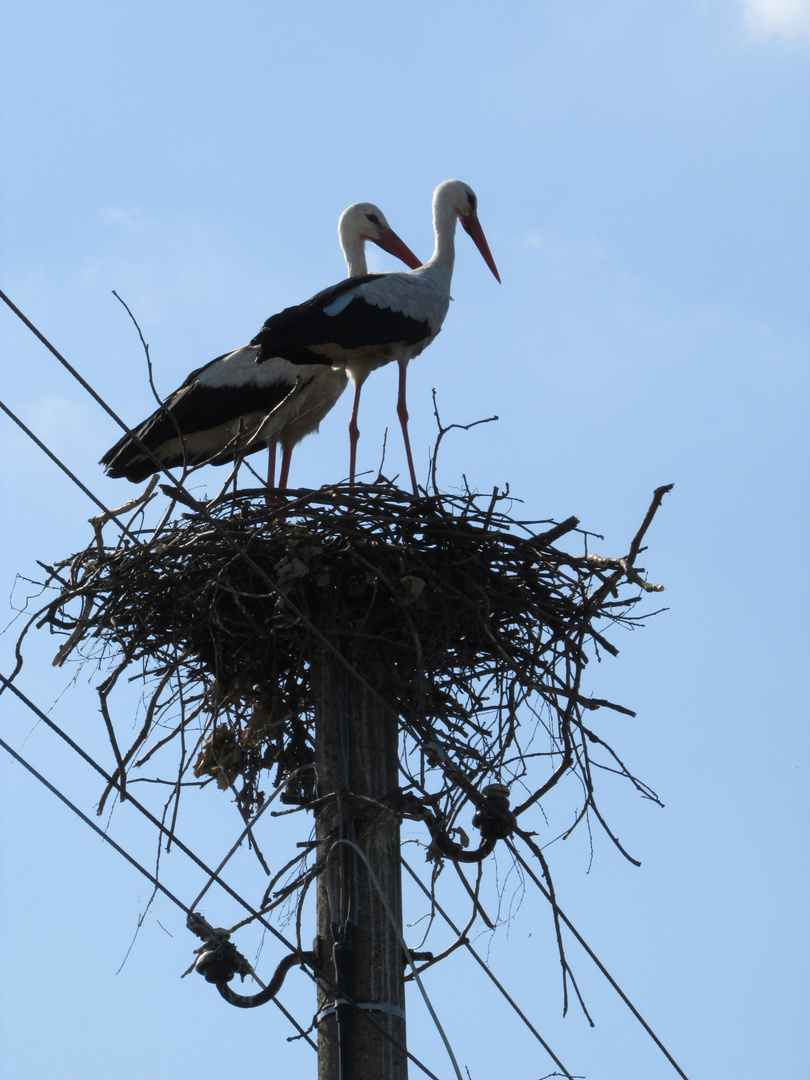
left=1, top=676, right=449, bottom=1080
left=0, top=671, right=318, bottom=1042
left=188, top=764, right=316, bottom=912
left=0, top=671, right=292, bottom=929
left=0, top=727, right=321, bottom=1048
left=0, top=289, right=182, bottom=475
left=401, top=854, right=578, bottom=1079
left=0, top=398, right=145, bottom=547
left=506, top=839, right=691, bottom=1080
left=1, top=734, right=190, bottom=912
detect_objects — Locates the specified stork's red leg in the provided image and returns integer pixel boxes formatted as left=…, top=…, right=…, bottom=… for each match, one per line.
left=267, top=436, right=279, bottom=490
left=348, top=380, right=363, bottom=488
left=397, top=362, right=418, bottom=496
left=263, top=436, right=281, bottom=508
left=278, top=442, right=294, bottom=490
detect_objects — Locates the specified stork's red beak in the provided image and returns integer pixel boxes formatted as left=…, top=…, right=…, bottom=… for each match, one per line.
left=461, top=213, right=501, bottom=283
left=374, top=228, right=422, bottom=270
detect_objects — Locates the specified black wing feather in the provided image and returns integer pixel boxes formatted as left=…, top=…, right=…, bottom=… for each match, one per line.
left=101, top=364, right=307, bottom=480
left=251, top=273, right=430, bottom=362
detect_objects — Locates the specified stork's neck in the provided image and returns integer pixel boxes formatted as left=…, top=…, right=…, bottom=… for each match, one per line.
left=422, top=195, right=459, bottom=291
left=342, top=235, right=368, bottom=278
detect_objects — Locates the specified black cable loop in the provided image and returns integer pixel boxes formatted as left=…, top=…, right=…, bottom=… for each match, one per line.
left=189, top=913, right=315, bottom=1009
left=416, top=782, right=517, bottom=863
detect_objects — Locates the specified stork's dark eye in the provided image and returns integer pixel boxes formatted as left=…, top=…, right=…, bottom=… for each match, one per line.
left=466, top=192, right=477, bottom=213
left=366, top=214, right=382, bottom=227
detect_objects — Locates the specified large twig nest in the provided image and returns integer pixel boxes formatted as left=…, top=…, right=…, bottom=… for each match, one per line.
left=20, top=481, right=669, bottom=824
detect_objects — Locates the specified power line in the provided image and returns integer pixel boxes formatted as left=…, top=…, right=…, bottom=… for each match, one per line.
left=1, top=734, right=190, bottom=914
left=0, top=677, right=310, bottom=965
left=0, top=670, right=310, bottom=941
left=0, top=398, right=145, bottom=548
left=0, top=676, right=318, bottom=1048
left=401, top=854, right=576, bottom=1077
left=507, top=839, right=691, bottom=1080
left=405, top=841, right=690, bottom=1080
left=1, top=289, right=168, bottom=466
left=0, top=676, right=448, bottom=1080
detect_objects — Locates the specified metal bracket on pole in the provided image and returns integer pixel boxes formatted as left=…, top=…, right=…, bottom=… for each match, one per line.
left=316, top=1000, right=407, bottom=1025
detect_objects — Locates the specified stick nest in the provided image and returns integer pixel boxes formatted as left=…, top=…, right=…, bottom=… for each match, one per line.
left=18, top=481, right=669, bottom=838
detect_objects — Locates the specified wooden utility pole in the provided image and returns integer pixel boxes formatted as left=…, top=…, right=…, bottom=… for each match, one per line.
left=313, top=652, right=407, bottom=1080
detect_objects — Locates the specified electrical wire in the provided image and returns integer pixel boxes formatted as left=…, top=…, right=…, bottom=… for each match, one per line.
left=0, top=736, right=318, bottom=1050
left=328, top=838, right=578, bottom=1080
left=0, top=289, right=179, bottom=477
left=401, top=854, right=578, bottom=1080
left=506, top=839, right=691, bottom=1080
left=188, top=764, right=316, bottom=914
left=0, top=398, right=142, bottom=547
left=0, top=676, right=447, bottom=1080
left=403, top=842, right=690, bottom=1080
left=1, top=734, right=191, bottom=912
left=0, top=670, right=316, bottom=1045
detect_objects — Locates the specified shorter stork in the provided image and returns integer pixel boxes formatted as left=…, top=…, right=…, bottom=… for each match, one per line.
left=101, top=204, right=421, bottom=487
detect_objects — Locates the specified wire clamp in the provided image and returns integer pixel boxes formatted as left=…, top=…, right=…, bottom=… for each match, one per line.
left=316, top=999, right=406, bottom=1025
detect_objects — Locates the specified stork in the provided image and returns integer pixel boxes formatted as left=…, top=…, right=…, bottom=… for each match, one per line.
left=100, top=204, right=421, bottom=486
left=249, top=179, right=500, bottom=495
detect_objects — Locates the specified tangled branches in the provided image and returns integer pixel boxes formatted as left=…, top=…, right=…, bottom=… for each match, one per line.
left=13, top=481, right=669, bottom=860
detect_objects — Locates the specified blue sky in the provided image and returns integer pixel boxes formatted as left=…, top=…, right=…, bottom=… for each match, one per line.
left=1, top=2, right=808, bottom=1078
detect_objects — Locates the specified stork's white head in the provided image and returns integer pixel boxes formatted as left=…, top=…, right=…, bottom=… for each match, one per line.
left=432, top=179, right=480, bottom=220
left=432, top=179, right=501, bottom=283
left=339, top=202, right=421, bottom=275
left=339, top=202, right=395, bottom=246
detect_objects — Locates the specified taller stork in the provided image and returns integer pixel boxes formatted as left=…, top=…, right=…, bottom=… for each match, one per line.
left=249, top=180, right=500, bottom=494
left=101, top=204, right=421, bottom=486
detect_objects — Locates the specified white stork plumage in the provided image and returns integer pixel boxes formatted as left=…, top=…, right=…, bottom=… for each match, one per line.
left=249, top=179, right=500, bottom=494
left=101, top=204, right=421, bottom=486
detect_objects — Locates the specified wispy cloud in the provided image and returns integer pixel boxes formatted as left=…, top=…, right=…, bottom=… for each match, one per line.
left=522, top=229, right=605, bottom=262
left=741, top=0, right=810, bottom=39
left=98, top=206, right=144, bottom=229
